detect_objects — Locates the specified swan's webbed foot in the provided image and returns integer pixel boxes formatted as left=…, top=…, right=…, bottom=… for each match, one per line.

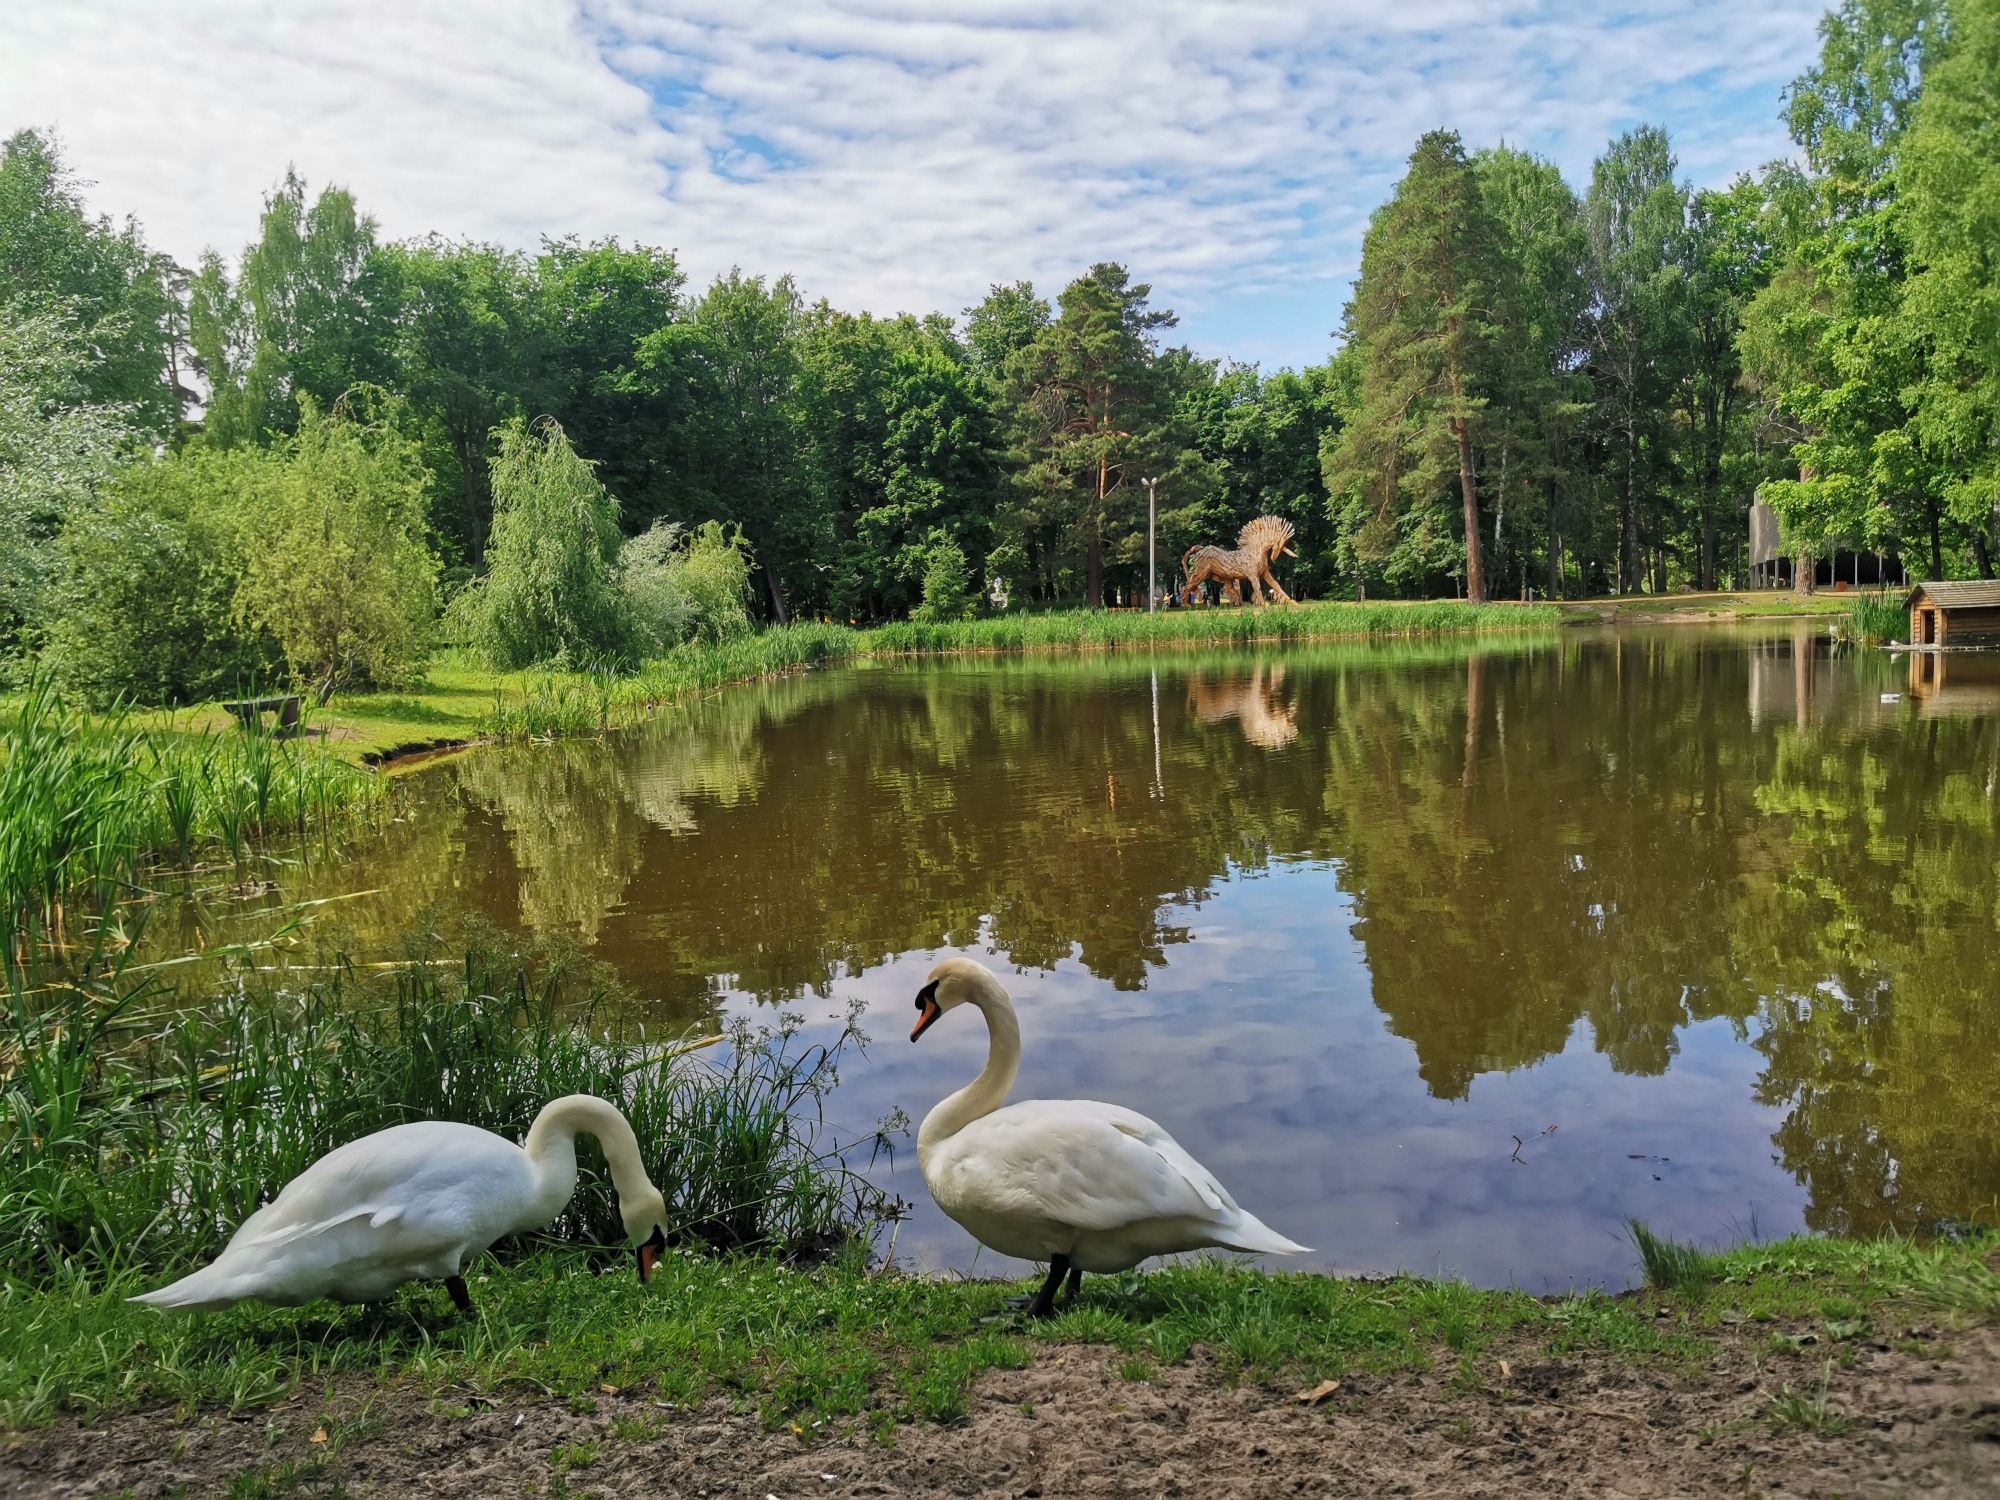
left=443, top=1275, right=474, bottom=1315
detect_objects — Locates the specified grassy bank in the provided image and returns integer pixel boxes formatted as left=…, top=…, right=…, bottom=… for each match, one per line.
left=1560, top=590, right=1855, bottom=621
left=1, top=1224, right=1991, bottom=1433
left=1, top=931, right=883, bottom=1289
left=264, top=599, right=1557, bottom=760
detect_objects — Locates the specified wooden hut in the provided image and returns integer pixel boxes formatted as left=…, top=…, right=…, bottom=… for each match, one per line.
left=1906, top=581, right=2000, bottom=647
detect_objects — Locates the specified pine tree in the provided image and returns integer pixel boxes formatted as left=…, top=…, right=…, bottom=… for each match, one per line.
left=1327, top=131, right=1515, bottom=601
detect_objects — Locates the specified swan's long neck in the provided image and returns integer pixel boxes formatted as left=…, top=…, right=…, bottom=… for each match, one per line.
left=523, top=1094, right=655, bottom=1216
left=918, top=981, right=1020, bottom=1157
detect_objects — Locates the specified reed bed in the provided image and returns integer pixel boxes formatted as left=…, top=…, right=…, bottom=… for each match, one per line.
left=1846, top=589, right=1907, bottom=644
left=0, top=682, right=383, bottom=964
left=865, top=598, right=1557, bottom=654
left=0, top=928, right=886, bottom=1287
left=477, top=604, right=1552, bottom=741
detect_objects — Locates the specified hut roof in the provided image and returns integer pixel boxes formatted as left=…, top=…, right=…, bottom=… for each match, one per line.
left=1906, top=580, right=2000, bottom=610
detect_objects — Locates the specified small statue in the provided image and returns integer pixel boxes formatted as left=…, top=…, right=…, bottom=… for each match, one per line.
left=1180, top=515, right=1296, bottom=606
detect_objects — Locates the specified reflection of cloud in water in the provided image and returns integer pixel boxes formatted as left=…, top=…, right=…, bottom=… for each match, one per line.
left=1187, top=664, right=1298, bottom=750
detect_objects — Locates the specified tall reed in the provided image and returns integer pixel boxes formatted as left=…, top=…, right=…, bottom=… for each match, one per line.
left=0, top=926, right=887, bottom=1285
left=1847, top=589, right=1907, bottom=645
left=0, top=682, right=384, bottom=964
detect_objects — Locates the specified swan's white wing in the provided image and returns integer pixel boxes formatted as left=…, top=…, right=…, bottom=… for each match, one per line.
left=224, top=1121, right=533, bottom=1260
left=941, top=1100, right=1237, bottom=1232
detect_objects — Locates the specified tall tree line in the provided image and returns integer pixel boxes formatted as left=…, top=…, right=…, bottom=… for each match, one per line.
left=5, top=0, right=1997, bottom=629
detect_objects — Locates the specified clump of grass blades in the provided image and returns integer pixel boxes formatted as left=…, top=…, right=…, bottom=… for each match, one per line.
left=0, top=679, right=383, bottom=965
left=1766, top=1363, right=1852, bottom=1435
left=0, top=921, right=886, bottom=1287
left=1629, top=1219, right=1724, bottom=1293
left=1847, top=590, right=1906, bottom=644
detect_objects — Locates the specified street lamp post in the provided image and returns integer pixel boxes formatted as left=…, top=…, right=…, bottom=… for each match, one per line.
left=1142, top=476, right=1159, bottom=613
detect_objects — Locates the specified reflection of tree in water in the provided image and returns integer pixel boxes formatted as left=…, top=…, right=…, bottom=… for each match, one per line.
left=1187, top=664, right=1298, bottom=750
left=1323, top=637, right=1761, bottom=1098
left=456, top=741, right=648, bottom=945
left=1741, top=715, right=2000, bottom=1234
left=424, top=632, right=2000, bottom=1236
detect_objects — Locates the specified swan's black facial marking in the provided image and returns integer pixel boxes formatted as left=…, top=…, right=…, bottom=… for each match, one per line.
left=911, top=980, right=942, bottom=1042
left=636, top=1223, right=667, bottom=1284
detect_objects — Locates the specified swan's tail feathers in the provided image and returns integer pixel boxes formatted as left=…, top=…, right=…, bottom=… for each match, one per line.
left=1221, top=1211, right=1312, bottom=1258
left=129, top=1263, right=247, bottom=1312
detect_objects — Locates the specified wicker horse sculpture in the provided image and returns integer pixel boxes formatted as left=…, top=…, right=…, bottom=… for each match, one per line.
left=1180, top=515, right=1297, bottom=606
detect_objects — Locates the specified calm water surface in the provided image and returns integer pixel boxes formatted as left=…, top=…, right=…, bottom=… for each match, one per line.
left=312, top=625, right=2000, bottom=1289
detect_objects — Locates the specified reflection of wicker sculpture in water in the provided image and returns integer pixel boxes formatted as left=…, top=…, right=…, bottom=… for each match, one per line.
left=1180, top=515, right=1296, bottom=606
left=1187, top=664, right=1297, bottom=749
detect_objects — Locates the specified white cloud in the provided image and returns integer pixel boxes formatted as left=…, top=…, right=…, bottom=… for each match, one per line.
left=3, top=0, right=1824, bottom=365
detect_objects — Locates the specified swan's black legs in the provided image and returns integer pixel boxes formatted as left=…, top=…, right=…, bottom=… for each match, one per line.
left=444, top=1275, right=473, bottom=1314
left=1020, top=1254, right=1071, bottom=1318
left=1060, top=1263, right=1082, bottom=1307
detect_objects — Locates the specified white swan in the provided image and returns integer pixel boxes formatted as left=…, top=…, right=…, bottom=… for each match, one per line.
left=910, top=957, right=1309, bottom=1314
left=132, top=1094, right=670, bottom=1313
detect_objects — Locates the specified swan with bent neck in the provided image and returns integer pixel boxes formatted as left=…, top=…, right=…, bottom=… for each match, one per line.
left=911, top=957, right=1309, bottom=1315
left=133, top=1095, right=670, bottom=1313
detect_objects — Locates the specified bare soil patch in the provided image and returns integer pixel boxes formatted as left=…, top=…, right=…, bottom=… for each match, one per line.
left=5, top=1321, right=1995, bottom=1499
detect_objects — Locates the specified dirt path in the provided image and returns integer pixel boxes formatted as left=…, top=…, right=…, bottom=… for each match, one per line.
left=7, top=1321, right=1995, bottom=1499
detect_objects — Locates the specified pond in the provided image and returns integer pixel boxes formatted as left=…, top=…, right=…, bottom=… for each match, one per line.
left=295, top=624, right=2000, bottom=1291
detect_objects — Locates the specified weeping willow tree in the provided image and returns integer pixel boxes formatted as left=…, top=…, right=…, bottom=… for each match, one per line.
left=453, top=417, right=629, bottom=668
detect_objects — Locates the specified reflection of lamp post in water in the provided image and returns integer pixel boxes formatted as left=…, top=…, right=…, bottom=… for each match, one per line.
left=1142, top=476, right=1160, bottom=612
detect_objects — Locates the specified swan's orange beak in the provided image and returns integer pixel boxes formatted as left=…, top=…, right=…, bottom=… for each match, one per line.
left=636, top=1225, right=666, bottom=1284
left=911, top=980, right=942, bottom=1042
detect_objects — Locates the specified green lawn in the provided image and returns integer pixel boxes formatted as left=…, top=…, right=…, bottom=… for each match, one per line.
left=2, top=1228, right=1990, bottom=1433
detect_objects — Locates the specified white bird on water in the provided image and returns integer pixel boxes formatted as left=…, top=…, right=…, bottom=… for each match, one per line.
left=909, top=957, right=1309, bottom=1315
left=132, top=1094, right=670, bottom=1313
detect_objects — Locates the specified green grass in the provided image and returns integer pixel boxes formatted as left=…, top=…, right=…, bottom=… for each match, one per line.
left=0, top=924, right=886, bottom=1288
left=1629, top=1219, right=1725, bottom=1293
left=1, top=1226, right=1990, bottom=1434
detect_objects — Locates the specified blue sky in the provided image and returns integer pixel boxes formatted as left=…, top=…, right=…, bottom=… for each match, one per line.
left=6, top=1, right=1826, bottom=369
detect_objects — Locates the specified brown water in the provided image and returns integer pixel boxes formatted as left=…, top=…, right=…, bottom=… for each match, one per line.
left=300, top=625, right=2000, bottom=1289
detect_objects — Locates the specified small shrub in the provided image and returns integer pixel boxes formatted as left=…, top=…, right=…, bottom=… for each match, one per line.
left=620, top=520, right=753, bottom=653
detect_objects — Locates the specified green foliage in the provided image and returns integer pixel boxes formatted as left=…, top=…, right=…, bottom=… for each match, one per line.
left=910, top=530, right=976, bottom=622
left=0, top=129, right=185, bottom=442
left=0, top=302, right=136, bottom=638
left=44, top=447, right=280, bottom=706
left=191, top=170, right=387, bottom=448
left=0, top=926, right=885, bottom=1285
left=455, top=418, right=629, bottom=668
left=234, top=397, right=439, bottom=697
left=619, top=520, right=754, bottom=652
left=1001, top=264, right=1200, bottom=608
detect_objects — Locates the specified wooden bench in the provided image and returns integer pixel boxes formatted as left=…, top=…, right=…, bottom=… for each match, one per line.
left=222, top=695, right=302, bottom=736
